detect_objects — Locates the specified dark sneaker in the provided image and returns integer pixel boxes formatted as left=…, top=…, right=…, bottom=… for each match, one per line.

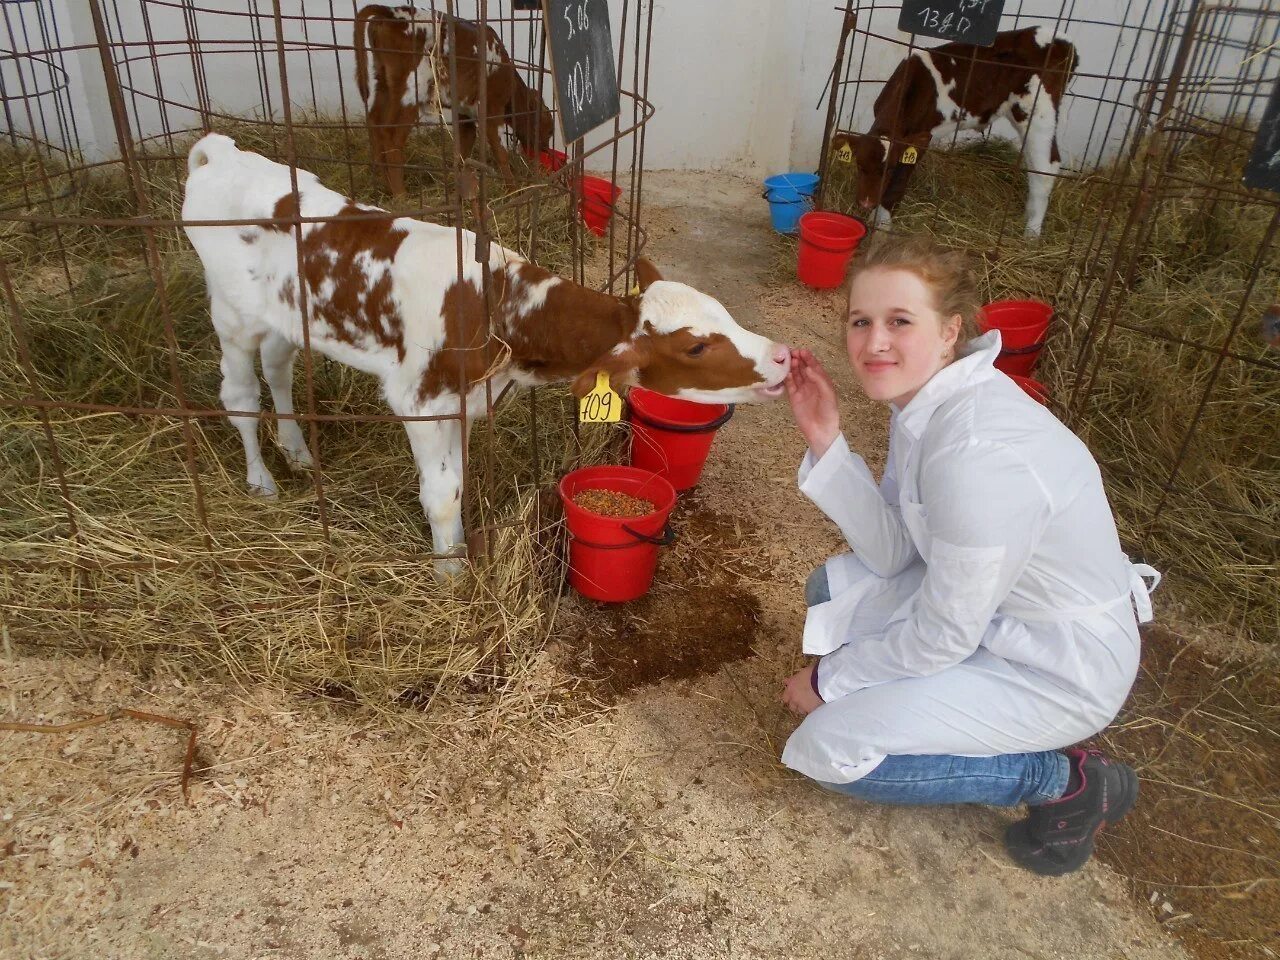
left=1004, top=748, right=1139, bottom=876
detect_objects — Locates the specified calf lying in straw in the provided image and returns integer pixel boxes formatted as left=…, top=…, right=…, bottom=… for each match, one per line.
left=182, top=133, right=791, bottom=570
left=355, top=4, right=555, bottom=197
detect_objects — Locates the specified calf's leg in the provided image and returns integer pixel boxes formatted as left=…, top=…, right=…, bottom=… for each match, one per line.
left=484, top=117, right=516, bottom=183
left=369, top=101, right=416, bottom=197
left=259, top=332, right=313, bottom=472
left=1014, top=85, right=1061, bottom=238
left=455, top=119, right=486, bottom=224
left=394, top=405, right=469, bottom=575
left=212, top=300, right=276, bottom=497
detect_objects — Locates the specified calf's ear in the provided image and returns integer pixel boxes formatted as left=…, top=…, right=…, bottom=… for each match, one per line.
left=891, top=133, right=930, bottom=163
left=570, top=337, right=653, bottom=398
left=634, top=257, right=663, bottom=292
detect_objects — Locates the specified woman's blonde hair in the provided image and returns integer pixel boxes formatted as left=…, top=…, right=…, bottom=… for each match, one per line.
left=847, top=235, right=981, bottom=341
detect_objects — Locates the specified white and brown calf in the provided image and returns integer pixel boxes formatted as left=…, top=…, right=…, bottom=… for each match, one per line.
left=182, top=133, right=789, bottom=570
left=832, top=26, right=1077, bottom=237
left=354, top=4, right=554, bottom=197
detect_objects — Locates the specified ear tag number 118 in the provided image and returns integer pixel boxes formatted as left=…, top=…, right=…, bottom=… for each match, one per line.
left=579, top=371, right=623, bottom=423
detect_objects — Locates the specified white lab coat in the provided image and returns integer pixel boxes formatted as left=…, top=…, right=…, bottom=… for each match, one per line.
left=781, top=332, right=1159, bottom=785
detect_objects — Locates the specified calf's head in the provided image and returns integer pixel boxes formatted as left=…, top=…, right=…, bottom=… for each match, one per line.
left=511, top=83, right=555, bottom=155
left=571, top=259, right=791, bottom=405
left=833, top=133, right=921, bottom=214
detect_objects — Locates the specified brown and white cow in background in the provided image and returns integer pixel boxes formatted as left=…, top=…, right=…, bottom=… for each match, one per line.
left=182, top=134, right=790, bottom=571
left=831, top=27, right=1077, bottom=237
left=354, top=4, right=555, bottom=197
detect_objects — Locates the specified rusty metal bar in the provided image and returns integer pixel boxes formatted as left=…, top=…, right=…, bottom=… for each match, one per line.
left=270, top=0, right=332, bottom=542
left=632, top=0, right=654, bottom=259
left=328, top=0, right=358, bottom=199
left=817, top=2, right=855, bottom=211
left=605, top=0, right=629, bottom=290
left=0, top=396, right=524, bottom=424
left=179, top=0, right=213, bottom=130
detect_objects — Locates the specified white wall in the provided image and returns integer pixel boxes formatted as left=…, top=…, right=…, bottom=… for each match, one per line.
left=3, top=1, right=1273, bottom=179
left=625, top=0, right=840, bottom=176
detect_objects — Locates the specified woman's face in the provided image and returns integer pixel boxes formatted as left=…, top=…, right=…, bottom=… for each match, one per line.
left=846, top=267, right=961, bottom=408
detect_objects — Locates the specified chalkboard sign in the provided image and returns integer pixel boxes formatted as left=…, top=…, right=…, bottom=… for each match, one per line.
left=898, top=0, right=1005, bottom=47
left=1244, top=77, right=1280, bottom=193
left=541, top=0, right=620, bottom=144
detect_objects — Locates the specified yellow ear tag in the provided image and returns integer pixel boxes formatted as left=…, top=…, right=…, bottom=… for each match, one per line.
left=579, top=371, right=623, bottom=423
left=900, top=145, right=919, bottom=165
left=628, top=282, right=641, bottom=297
left=836, top=142, right=853, bottom=164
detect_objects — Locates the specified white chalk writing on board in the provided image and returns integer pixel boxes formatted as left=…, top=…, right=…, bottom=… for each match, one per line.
left=543, top=0, right=619, bottom=144
left=899, top=0, right=1005, bottom=47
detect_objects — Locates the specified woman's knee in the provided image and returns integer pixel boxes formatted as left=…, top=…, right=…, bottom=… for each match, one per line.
left=813, top=774, right=910, bottom=805
left=805, top=565, right=830, bottom=607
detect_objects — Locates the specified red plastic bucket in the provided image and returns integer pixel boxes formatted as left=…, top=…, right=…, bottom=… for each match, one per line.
left=1008, top=374, right=1050, bottom=405
left=537, top=148, right=568, bottom=172
left=522, top=147, right=568, bottom=172
left=628, top=387, right=734, bottom=492
left=557, top=465, right=677, bottom=603
left=579, top=176, right=622, bottom=236
left=979, top=300, right=1054, bottom=377
left=797, top=211, right=867, bottom=288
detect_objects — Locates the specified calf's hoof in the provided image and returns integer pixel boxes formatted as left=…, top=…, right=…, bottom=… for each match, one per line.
left=245, top=465, right=279, bottom=499
left=247, top=479, right=279, bottom=500
left=434, top=556, right=467, bottom=579
left=281, top=445, right=315, bottom=472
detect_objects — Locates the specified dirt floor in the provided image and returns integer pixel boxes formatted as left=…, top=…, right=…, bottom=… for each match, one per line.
left=2, top=171, right=1274, bottom=959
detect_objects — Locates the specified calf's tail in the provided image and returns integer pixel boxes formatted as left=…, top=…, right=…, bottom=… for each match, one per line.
left=355, top=5, right=398, bottom=105
left=188, top=132, right=237, bottom=175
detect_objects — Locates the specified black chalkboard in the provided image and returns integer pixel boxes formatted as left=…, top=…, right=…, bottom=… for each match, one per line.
left=541, top=0, right=620, bottom=144
left=898, top=0, right=1005, bottom=47
left=1244, top=77, right=1280, bottom=193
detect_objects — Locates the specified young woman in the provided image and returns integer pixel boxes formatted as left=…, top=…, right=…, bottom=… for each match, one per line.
left=780, top=236, right=1159, bottom=876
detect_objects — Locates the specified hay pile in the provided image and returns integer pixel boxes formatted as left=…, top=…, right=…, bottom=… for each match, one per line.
left=822, top=135, right=1278, bottom=644
left=0, top=120, right=627, bottom=707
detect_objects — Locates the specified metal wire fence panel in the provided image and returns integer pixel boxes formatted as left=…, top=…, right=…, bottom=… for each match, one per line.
left=0, top=0, right=656, bottom=674
left=818, top=0, right=1277, bottom=642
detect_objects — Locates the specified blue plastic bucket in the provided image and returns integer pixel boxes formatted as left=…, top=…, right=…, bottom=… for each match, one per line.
left=762, top=172, right=819, bottom=234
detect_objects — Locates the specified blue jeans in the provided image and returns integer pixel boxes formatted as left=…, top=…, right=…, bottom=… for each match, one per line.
left=802, top=566, right=1070, bottom=807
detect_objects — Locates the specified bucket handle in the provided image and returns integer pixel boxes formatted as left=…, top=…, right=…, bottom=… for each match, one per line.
left=621, top=522, right=676, bottom=546
left=999, top=342, right=1046, bottom=357
left=761, top=189, right=813, bottom=205
left=571, top=522, right=677, bottom=549
left=630, top=403, right=735, bottom=434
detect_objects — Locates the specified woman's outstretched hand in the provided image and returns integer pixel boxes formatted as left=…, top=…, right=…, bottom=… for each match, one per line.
left=782, top=664, right=823, bottom=717
left=785, top=348, right=840, bottom=458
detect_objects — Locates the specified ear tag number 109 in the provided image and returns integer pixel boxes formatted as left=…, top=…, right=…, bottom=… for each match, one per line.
left=579, top=371, right=623, bottom=423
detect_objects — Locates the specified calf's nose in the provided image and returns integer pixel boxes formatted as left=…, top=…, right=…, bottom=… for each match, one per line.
left=771, top=343, right=791, bottom=367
